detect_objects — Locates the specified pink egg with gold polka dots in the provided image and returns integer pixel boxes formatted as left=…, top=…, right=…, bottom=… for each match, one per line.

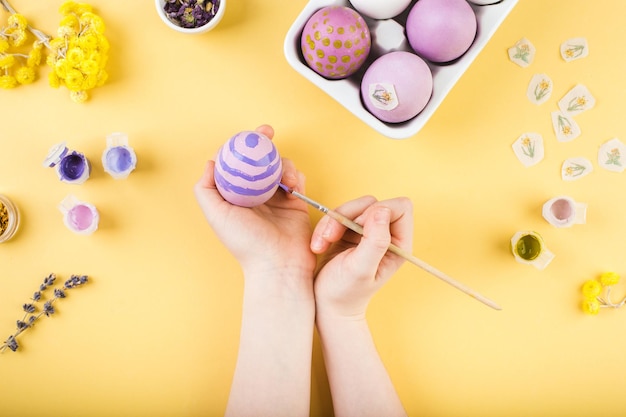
left=300, top=6, right=371, bottom=80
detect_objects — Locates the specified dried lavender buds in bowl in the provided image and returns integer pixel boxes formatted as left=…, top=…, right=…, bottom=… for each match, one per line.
left=156, top=0, right=225, bottom=34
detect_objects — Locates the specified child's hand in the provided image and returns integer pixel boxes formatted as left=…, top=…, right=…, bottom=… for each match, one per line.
left=311, top=196, right=414, bottom=318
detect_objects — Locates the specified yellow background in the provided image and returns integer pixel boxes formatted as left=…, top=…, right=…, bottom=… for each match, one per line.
left=1, top=1, right=626, bottom=416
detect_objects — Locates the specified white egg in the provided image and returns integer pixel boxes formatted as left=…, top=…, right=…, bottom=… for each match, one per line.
left=349, top=0, right=413, bottom=20
left=467, top=0, right=502, bottom=4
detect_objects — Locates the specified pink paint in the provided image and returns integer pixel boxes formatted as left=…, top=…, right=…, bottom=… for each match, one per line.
left=67, top=204, right=95, bottom=231
left=59, top=195, right=99, bottom=235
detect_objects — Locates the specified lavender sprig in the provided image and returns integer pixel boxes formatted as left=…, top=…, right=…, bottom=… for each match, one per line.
left=1, top=273, right=89, bottom=353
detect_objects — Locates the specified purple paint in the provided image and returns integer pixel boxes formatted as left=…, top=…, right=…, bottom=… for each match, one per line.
left=102, top=133, right=137, bottom=179
left=105, top=147, right=133, bottom=173
left=59, top=152, right=87, bottom=181
left=44, top=143, right=91, bottom=184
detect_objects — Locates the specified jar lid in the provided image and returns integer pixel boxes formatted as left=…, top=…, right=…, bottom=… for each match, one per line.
left=43, top=142, right=69, bottom=168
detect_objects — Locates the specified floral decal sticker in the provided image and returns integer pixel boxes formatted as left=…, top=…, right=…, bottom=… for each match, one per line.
left=598, top=138, right=626, bottom=173
left=508, top=37, right=535, bottom=68
left=368, top=83, right=398, bottom=111
left=527, top=73, right=553, bottom=105
left=562, top=157, right=593, bottom=181
left=551, top=111, right=581, bottom=142
left=512, top=132, right=544, bottom=167
left=558, top=84, right=596, bottom=116
left=560, top=37, right=589, bottom=62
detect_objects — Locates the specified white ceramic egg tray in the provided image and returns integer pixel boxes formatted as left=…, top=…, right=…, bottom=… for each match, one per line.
left=284, top=0, right=518, bottom=139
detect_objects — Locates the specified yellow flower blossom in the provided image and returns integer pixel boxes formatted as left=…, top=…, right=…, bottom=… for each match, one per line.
left=581, top=279, right=602, bottom=299
left=60, top=1, right=93, bottom=16
left=599, top=272, right=620, bottom=287
left=8, top=14, right=27, bottom=30
left=0, top=74, right=17, bottom=89
left=70, top=89, right=88, bottom=103
left=79, top=59, right=98, bottom=75
left=0, top=54, right=16, bottom=69
left=48, top=71, right=61, bottom=88
left=15, top=66, right=36, bottom=84
left=66, top=47, right=85, bottom=66
left=0, top=39, right=9, bottom=53
left=9, top=31, right=27, bottom=47
left=59, top=15, right=80, bottom=30
left=64, top=68, right=84, bottom=91
left=57, top=25, right=77, bottom=37
left=581, top=299, right=600, bottom=315
left=27, top=44, right=43, bottom=67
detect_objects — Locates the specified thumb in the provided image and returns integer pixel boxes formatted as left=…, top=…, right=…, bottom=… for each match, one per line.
left=349, top=207, right=392, bottom=280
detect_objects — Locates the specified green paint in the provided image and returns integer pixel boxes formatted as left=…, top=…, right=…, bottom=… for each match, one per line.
left=515, top=234, right=542, bottom=261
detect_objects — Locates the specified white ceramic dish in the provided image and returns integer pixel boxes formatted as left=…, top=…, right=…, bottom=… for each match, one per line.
left=284, top=0, right=518, bottom=139
left=155, top=0, right=226, bottom=34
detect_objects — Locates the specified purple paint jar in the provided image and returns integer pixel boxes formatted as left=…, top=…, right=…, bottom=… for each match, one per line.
left=43, top=142, right=91, bottom=184
left=102, top=132, right=137, bottom=179
left=59, top=195, right=99, bottom=235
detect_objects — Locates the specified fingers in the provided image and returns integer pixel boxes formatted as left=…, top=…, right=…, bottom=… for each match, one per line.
left=311, top=196, right=414, bottom=257
left=311, top=196, right=378, bottom=253
left=349, top=206, right=393, bottom=276
left=255, top=124, right=274, bottom=139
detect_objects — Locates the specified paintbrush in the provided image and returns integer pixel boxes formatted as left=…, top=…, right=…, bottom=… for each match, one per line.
left=279, top=183, right=502, bottom=311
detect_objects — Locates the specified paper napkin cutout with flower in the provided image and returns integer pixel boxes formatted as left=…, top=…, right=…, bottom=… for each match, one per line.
left=513, top=132, right=544, bottom=167
left=527, top=73, right=553, bottom=105
left=598, top=138, right=626, bottom=173
left=551, top=111, right=581, bottom=142
left=561, top=37, right=589, bottom=62
left=508, top=37, right=535, bottom=68
left=558, top=84, right=596, bottom=116
left=562, top=157, right=593, bottom=181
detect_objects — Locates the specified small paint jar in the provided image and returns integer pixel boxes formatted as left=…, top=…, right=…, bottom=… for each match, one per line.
left=59, top=195, right=99, bottom=235
left=0, top=194, right=20, bottom=243
left=542, top=196, right=587, bottom=228
left=43, top=142, right=91, bottom=185
left=102, top=132, right=137, bottom=179
left=510, top=231, right=554, bottom=270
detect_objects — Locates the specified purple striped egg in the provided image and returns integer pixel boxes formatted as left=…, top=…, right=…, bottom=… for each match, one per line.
left=214, top=131, right=282, bottom=207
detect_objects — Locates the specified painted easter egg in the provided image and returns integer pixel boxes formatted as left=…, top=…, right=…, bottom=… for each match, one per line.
left=214, top=131, right=282, bottom=207
left=360, top=51, right=433, bottom=123
left=406, top=0, right=477, bottom=63
left=300, top=6, right=371, bottom=79
left=349, top=0, right=412, bottom=20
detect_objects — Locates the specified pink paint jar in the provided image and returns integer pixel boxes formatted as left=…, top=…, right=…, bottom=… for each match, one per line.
left=542, top=196, right=587, bottom=228
left=59, top=195, right=99, bottom=235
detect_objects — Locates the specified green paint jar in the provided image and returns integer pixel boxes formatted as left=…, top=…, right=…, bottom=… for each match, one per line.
left=510, top=231, right=554, bottom=270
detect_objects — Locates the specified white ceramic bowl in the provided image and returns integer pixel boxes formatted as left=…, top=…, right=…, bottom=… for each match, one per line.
left=155, top=0, right=226, bottom=34
left=284, top=0, right=518, bottom=139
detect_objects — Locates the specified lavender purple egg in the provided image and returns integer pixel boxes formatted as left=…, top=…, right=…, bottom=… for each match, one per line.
left=300, top=6, right=371, bottom=79
left=406, top=0, right=477, bottom=63
left=214, top=131, right=282, bottom=207
left=361, top=51, right=433, bottom=123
